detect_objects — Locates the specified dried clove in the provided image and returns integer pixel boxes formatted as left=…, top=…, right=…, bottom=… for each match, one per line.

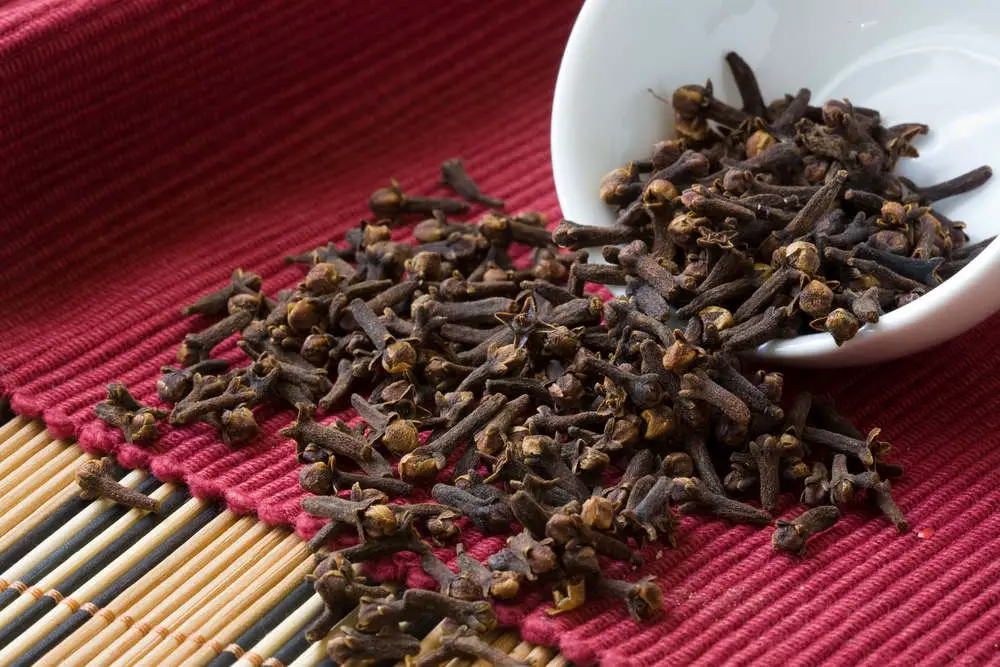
left=76, top=457, right=160, bottom=512
left=94, top=382, right=167, bottom=444
left=327, top=627, right=421, bottom=665
left=772, top=505, right=840, bottom=556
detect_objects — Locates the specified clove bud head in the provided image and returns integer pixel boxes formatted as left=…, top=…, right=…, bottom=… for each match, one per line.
left=651, top=140, right=684, bottom=170
left=663, top=451, right=694, bottom=478
left=368, top=186, right=404, bottom=218
left=672, top=83, right=708, bottom=117
left=362, top=504, right=399, bottom=539
left=427, top=512, right=461, bottom=543
left=398, top=451, right=442, bottom=481
left=544, top=512, right=579, bottom=546
left=128, top=410, right=161, bottom=444
left=381, top=417, right=420, bottom=456
left=746, top=130, right=777, bottom=159
left=361, top=224, right=392, bottom=247
left=698, top=306, right=735, bottom=332
left=798, top=279, right=834, bottom=317
left=299, top=462, right=333, bottom=496
left=405, top=251, right=444, bottom=281
left=175, top=341, right=202, bottom=368
left=221, top=406, right=258, bottom=444
left=771, top=521, right=807, bottom=555
left=662, top=331, right=700, bottom=373
left=490, top=571, right=522, bottom=599
left=783, top=241, right=821, bottom=275
left=641, top=405, right=676, bottom=441
left=581, top=496, right=615, bottom=531
left=575, top=447, right=611, bottom=475
left=383, top=340, right=417, bottom=375
left=521, top=434, right=555, bottom=461
left=880, top=201, right=907, bottom=227
left=600, top=165, right=638, bottom=205
left=300, top=332, right=333, bottom=366
left=227, top=292, right=261, bottom=314
left=627, top=577, right=665, bottom=621
left=643, top=178, right=679, bottom=207
left=543, top=326, right=582, bottom=358
left=722, top=168, right=753, bottom=195
left=822, top=308, right=861, bottom=346
left=302, top=262, right=341, bottom=294
left=287, top=298, right=322, bottom=333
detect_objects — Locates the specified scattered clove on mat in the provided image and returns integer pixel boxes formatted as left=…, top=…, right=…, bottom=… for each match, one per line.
left=75, top=457, right=160, bottom=513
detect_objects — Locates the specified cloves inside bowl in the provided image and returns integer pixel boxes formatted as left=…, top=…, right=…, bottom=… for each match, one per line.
left=551, top=0, right=1000, bottom=367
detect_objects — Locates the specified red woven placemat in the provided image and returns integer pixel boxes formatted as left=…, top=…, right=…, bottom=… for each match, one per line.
left=3, top=1, right=1000, bottom=664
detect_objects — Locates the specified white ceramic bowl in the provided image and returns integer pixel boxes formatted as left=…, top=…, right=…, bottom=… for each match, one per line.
left=551, top=0, right=1000, bottom=367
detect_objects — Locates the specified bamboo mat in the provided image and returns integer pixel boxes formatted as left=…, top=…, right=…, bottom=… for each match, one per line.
left=0, top=416, right=569, bottom=666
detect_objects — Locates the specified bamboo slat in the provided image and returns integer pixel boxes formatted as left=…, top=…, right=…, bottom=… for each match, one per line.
left=0, top=482, right=78, bottom=542
left=0, top=416, right=34, bottom=444
left=84, top=518, right=272, bottom=666
left=0, top=419, right=46, bottom=467
left=0, top=443, right=84, bottom=509
left=0, top=457, right=83, bottom=537
left=231, top=593, right=325, bottom=667
left=187, top=557, right=314, bottom=665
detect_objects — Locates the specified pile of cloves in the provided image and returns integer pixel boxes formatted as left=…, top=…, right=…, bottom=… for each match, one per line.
left=579, top=51, right=992, bottom=349
left=87, top=57, right=992, bottom=660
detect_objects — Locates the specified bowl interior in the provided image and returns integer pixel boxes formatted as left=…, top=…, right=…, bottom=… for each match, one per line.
left=551, top=0, right=1000, bottom=365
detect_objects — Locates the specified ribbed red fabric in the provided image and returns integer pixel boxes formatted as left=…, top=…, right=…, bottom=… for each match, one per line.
left=2, top=1, right=1000, bottom=664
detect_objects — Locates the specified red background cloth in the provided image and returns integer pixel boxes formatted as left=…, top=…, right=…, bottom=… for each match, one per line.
left=2, top=1, right=1000, bottom=664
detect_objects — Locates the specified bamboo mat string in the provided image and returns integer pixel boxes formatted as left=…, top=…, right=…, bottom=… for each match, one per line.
left=0, top=481, right=176, bottom=634
left=149, top=531, right=309, bottom=667
left=73, top=515, right=266, bottom=666
left=0, top=490, right=204, bottom=663
left=232, top=593, right=324, bottom=667
left=11, top=503, right=225, bottom=666
left=188, top=556, right=314, bottom=665
left=109, top=523, right=288, bottom=666
left=0, top=470, right=147, bottom=590
left=34, top=506, right=237, bottom=666
left=206, top=581, right=316, bottom=667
